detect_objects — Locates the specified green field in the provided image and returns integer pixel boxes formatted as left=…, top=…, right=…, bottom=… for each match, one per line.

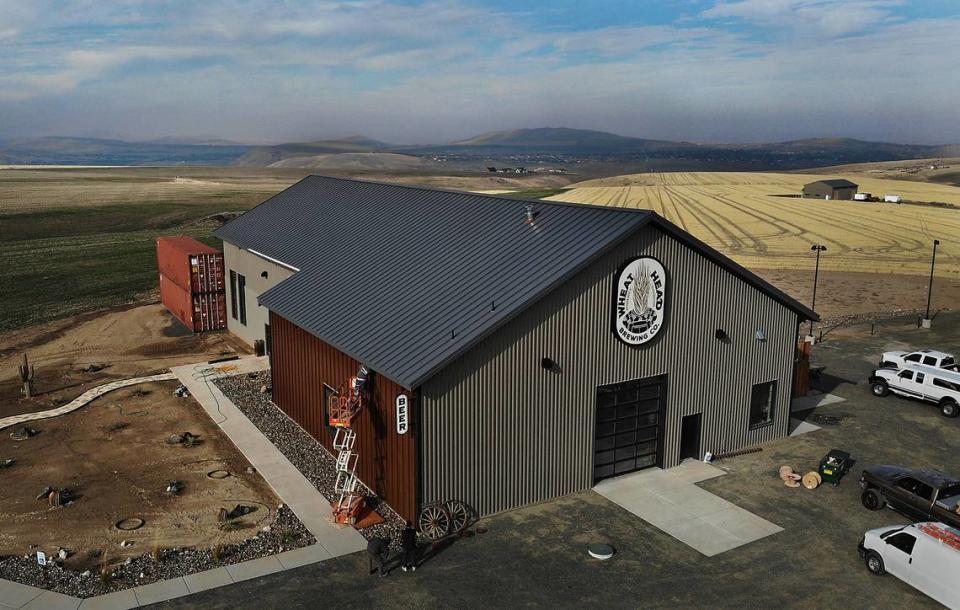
left=0, top=167, right=307, bottom=331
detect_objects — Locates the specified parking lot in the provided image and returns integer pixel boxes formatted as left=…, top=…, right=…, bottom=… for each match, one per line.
left=156, top=312, right=959, bottom=609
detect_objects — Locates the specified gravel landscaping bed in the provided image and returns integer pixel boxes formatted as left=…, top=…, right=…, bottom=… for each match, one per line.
left=215, top=371, right=406, bottom=551
left=0, top=505, right=314, bottom=599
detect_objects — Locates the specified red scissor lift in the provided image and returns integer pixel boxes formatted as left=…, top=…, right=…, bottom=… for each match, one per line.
left=329, top=367, right=369, bottom=525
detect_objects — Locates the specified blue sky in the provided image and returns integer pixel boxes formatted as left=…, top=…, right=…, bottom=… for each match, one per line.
left=1, top=0, right=958, bottom=144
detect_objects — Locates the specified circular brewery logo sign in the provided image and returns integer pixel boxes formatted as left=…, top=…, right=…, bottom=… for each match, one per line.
left=613, top=257, right=666, bottom=345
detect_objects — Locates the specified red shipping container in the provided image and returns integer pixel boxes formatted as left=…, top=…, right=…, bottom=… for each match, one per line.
left=159, top=273, right=227, bottom=332
left=156, top=236, right=225, bottom=294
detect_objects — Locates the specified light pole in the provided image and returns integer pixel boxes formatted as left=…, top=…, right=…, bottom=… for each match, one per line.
left=809, top=245, right=827, bottom=337
left=924, top=239, right=940, bottom=323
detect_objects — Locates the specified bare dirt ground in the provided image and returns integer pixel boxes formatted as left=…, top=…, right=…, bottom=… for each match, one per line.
left=0, top=379, right=277, bottom=571
left=752, top=268, right=960, bottom=323
left=0, top=304, right=249, bottom=419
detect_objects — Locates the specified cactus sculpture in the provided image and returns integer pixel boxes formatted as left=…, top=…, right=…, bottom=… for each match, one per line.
left=18, top=353, right=35, bottom=398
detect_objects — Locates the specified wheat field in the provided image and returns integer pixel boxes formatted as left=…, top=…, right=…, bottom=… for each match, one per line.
left=548, top=172, right=960, bottom=277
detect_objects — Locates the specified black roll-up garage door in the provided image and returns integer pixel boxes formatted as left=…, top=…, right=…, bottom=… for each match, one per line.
left=593, top=375, right=666, bottom=482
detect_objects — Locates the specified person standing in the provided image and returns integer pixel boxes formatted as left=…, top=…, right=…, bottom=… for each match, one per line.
left=401, top=521, right=418, bottom=572
left=367, top=537, right=390, bottom=577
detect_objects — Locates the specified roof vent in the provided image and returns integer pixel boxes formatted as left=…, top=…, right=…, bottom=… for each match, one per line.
left=524, top=205, right=538, bottom=225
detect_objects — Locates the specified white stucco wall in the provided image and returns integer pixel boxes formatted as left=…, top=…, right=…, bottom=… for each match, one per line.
left=222, top=241, right=295, bottom=347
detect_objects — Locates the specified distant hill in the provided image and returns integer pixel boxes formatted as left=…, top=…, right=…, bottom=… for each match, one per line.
left=234, top=136, right=390, bottom=166
left=0, top=136, right=248, bottom=165
left=1, top=129, right=957, bottom=171
left=268, top=152, right=432, bottom=171
left=403, top=128, right=954, bottom=168
left=450, top=127, right=695, bottom=151
left=144, top=136, right=246, bottom=146
left=439, top=127, right=700, bottom=153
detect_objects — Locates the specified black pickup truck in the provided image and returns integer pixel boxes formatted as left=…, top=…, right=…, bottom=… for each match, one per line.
left=860, top=466, right=960, bottom=528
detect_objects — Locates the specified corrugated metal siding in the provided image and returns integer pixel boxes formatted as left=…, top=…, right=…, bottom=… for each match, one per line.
left=420, top=224, right=798, bottom=517
left=217, top=177, right=813, bottom=389
left=270, top=312, right=418, bottom=521
left=243, top=177, right=650, bottom=389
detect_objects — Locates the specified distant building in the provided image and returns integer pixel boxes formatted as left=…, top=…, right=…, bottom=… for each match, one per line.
left=802, top=179, right=858, bottom=200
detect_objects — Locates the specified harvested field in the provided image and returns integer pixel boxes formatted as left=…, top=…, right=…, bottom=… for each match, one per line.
left=550, top=172, right=960, bottom=277
left=0, top=379, right=310, bottom=585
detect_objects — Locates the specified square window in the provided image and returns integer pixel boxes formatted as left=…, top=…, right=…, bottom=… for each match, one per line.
left=749, top=380, right=777, bottom=429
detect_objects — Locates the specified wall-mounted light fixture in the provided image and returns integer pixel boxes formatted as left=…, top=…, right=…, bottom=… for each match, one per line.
left=756, top=329, right=767, bottom=342
left=261, top=271, right=269, bottom=279
left=715, top=329, right=729, bottom=341
left=541, top=357, right=555, bottom=370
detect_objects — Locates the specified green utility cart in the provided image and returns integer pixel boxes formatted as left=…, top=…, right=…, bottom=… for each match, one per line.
left=818, top=449, right=851, bottom=486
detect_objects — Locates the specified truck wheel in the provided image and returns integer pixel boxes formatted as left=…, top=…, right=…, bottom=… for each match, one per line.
left=865, top=551, right=885, bottom=575
left=941, top=399, right=960, bottom=419
left=871, top=380, right=889, bottom=397
left=861, top=488, right=885, bottom=511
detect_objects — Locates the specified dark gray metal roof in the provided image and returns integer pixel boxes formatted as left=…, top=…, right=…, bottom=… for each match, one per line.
left=216, top=176, right=816, bottom=388
left=804, top=179, right=858, bottom=189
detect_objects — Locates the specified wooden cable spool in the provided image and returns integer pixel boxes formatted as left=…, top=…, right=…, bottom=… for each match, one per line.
left=802, top=471, right=822, bottom=489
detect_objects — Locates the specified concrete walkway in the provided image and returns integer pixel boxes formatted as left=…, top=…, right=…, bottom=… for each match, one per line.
left=792, top=392, right=846, bottom=413
left=170, top=358, right=366, bottom=558
left=593, top=460, right=783, bottom=557
left=0, top=358, right=366, bottom=609
left=0, top=544, right=334, bottom=609
left=0, top=373, right=177, bottom=431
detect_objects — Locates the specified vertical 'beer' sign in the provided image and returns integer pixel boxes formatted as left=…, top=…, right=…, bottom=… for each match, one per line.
left=396, top=394, right=409, bottom=435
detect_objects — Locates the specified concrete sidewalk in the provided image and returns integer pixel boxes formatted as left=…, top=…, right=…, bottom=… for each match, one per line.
left=0, top=373, right=177, bottom=431
left=170, top=358, right=366, bottom=559
left=792, top=392, right=845, bottom=413
left=593, top=460, right=783, bottom=557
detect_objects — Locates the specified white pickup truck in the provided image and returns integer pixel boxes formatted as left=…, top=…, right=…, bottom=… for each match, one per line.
left=880, top=349, right=957, bottom=371
left=869, top=364, right=960, bottom=418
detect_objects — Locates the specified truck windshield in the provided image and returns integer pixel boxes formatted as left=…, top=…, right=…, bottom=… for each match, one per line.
left=936, top=484, right=960, bottom=510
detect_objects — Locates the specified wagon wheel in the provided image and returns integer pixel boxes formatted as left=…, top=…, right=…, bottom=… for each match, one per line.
left=444, top=500, right=469, bottom=535
left=418, top=504, right=451, bottom=540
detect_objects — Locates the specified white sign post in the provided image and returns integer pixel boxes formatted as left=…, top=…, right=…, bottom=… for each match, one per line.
left=396, top=394, right=409, bottom=435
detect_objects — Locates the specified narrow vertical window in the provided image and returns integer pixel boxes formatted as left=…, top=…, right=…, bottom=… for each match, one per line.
left=237, top=273, right=247, bottom=325
left=229, top=270, right=238, bottom=320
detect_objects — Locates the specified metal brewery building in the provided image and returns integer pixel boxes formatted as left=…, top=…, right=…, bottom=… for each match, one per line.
left=215, top=176, right=817, bottom=521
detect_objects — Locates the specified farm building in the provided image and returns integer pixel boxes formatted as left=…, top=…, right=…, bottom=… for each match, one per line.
left=802, top=179, right=858, bottom=200
left=215, top=176, right=817, bottom=521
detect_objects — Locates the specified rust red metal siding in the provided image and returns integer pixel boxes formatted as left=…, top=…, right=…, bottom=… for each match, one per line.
left=156, top=236, right=225, bottom=293
left=269, top=311, right=418, bottom=521
left=159, top=274, right=227, bottom=332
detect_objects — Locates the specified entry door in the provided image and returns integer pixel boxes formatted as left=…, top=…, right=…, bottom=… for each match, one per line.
left=679, top=413, right=702, bottom=461
left=594, top=375, right=666, bottom=482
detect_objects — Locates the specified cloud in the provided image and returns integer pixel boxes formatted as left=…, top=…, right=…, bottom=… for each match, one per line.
left=702, top=0, right=903, bottom=36
left=0, top=0, right=956, bottom=144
